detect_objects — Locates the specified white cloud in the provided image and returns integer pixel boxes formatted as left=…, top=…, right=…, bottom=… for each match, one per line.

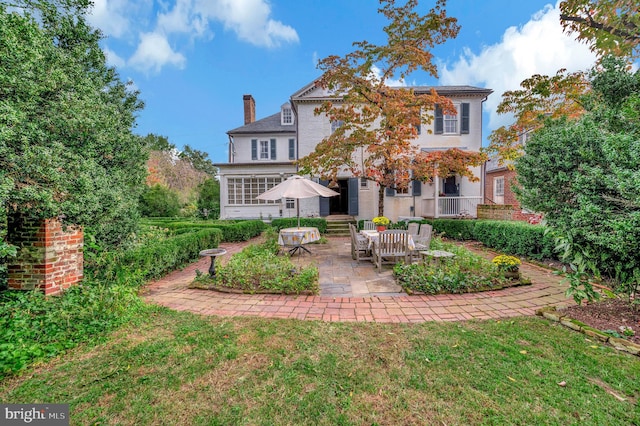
left=103, top=46, right=126, bottom=68
left=129, top=32, right=186, bottom=73
left=369, top=65, right=407, bottom=87
left=196, top=0, right=299, bottom=47
left=86, top=0, right=132, bottom=37
left=439, top=2, right=597, bottom=131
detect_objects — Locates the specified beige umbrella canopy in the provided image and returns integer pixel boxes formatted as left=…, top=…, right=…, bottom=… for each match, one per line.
left=256, top=175, right=339, bottom=227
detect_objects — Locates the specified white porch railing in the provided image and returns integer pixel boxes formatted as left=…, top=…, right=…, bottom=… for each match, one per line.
left=437, top=196, right=482, bottom=218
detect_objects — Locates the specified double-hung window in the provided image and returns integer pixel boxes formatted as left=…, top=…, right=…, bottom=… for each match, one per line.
left=434, top=103, right=470, bottom=135
left=259, top=140, right=269, bottom=159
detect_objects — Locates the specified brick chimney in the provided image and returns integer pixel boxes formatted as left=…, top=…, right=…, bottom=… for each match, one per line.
left=243, top=94, right=255, bottom=125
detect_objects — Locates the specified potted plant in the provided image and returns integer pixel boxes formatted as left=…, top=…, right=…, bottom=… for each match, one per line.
left=372, top=216, right=390, bottom=232
left=492, top=255, right=521, bottom=279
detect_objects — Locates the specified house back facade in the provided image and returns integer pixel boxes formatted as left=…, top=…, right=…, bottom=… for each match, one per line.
left=216, top=82, right=492, bottom=222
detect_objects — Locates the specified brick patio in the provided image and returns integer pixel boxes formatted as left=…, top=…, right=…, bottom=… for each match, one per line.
left=143, top=236, right=573, bottom=322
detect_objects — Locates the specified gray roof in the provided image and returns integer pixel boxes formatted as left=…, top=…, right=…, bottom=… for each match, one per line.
left=227, top=112, right=296, bottom=135
left=290, top=80, right=492, bottom=101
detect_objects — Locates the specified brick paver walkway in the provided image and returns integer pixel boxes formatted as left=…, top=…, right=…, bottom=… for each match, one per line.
left=142, top=236, right=573, bottom=322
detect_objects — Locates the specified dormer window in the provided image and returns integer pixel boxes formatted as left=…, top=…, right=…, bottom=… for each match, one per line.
left=281, top=103, right=293, bottom=125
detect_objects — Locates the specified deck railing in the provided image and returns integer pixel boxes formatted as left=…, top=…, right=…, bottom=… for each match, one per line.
left=437, top=196, right=482, bottom=218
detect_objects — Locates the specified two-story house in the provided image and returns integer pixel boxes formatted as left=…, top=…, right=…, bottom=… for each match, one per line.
left=216, top=82, right=492, bottom=222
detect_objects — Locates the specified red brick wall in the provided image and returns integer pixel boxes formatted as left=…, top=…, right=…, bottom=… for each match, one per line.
left=7, top=216, right=83, bottom=295
left=483, top=169, right=538, bottom=222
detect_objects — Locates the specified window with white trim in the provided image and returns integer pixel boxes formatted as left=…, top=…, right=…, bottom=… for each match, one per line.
left=259, top=140, right=269, bottom=159
left=360, top=177, right=368, bottom=188
left=282, top=107, right=293, bottom=125
left=443, top=109, right=458, bottom=134
left=227, top=177, right=283, bottom=205
left=285, top=198, right=295, bottom=209
left=493, top=176, right=505, bottom=204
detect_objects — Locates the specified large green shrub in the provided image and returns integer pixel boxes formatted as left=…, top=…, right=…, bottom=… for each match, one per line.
left=139, top=184, right=181, bottom=218
left=516, top=57, right=640, bottom=303
left=0, top=4, right=147, bottom=250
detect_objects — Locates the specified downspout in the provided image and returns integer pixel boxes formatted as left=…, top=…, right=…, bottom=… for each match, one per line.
left=228, top=134, right=235, bottom=163
left=480, top=94, right=489, bottom=206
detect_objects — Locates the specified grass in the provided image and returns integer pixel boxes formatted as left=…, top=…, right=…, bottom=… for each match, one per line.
left=1, top=307, right=639, bottom=425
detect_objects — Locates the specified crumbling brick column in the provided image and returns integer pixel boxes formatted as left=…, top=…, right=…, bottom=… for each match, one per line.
left=7, top=215, right=83, bottom=295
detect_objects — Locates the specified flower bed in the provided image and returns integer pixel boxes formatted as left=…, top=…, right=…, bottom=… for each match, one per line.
left=394, top=239, right=530, bottom=295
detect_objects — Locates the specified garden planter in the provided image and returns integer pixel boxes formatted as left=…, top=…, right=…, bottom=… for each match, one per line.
left=503, top=270, right=521, bottom=280
left=377, top=225, right=387, bottom=232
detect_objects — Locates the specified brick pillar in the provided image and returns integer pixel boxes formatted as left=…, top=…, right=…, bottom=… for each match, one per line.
left=7, top=215, right=83, bottom=295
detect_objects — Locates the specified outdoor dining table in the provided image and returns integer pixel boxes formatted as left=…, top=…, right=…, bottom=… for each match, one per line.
left=359, top=229, right=416, bottom=251
left=278, top=226, right=321, bottom=255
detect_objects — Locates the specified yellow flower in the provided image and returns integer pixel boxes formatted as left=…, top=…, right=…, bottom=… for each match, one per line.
left=372, top=216, right=390, bottom=225
left=492, top=255, right=521, bottom=271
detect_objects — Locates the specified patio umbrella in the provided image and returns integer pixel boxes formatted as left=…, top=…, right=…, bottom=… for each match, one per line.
left=256, top=175, right=339, bottom=227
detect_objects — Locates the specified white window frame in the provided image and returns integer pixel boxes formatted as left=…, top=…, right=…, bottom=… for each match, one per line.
left=494, top=176, right=505, bottom=204
left=259, top=140, right=269, bottom=160
left=282, top=107, right=293, bottom=125
left=360, top=177, right=368, bottom=189
left=227, top=177, right=283, bottom=205
left=285, top=198, right=295, bottom=209
left=443, top=104, right=459, bottom=134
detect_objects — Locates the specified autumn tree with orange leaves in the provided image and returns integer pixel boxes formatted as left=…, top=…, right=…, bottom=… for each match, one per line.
left=296, top=0, right=486, bottom=216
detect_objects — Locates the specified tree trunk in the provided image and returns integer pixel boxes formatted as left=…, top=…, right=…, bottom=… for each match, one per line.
left=378, top=185, right=385, bottom=217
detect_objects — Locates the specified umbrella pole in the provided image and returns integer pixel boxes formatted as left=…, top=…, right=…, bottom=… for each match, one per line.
left=297, top=199, right=301, bottom=228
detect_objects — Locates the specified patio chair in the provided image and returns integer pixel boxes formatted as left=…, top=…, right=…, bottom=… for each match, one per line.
left=363, top=220, right=375, bottom=231
left=373, top=230, right=410, bottom=269
left=411, top=224, right=433, bottom=262
left=349, top=223, right=372, bottom=262
left=407, top=222, right=419, bottom=237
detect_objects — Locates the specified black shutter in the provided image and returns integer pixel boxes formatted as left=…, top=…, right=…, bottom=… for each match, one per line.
left=385, top=187, right=395, bottom=197
left=251, top=139, right=257, bottom=160
left=270, top=139, right=276, bottom=159
left=348, top=178, right=359, bottom=215
left=412, top=180, right=421, bottom=196
left=288, top=139, right=295, bottom=160
left=434, top=105, right=443, bottom=134
left=319, top=179, right=330, bottom=216
left=461, top=103, right=470, bottom=134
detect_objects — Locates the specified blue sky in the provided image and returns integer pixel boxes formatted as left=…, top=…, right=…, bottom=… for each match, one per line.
left=86, top=0, right=597, bottom=165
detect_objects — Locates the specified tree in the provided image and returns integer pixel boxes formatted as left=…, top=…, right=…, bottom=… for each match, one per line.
left=515, top=58, right=640, bottom=303
left=560, top=0, right=640, bottom=60
left=196, top=178, right=220, bottom=219
left=0, top=1, right=147, bottom=248
left=139, top=185, right=181, bottom=217
left=486, top=70, right=590, bottom=164
left=297, top=0, right=486, bottom=216
left=179, top=145, right=218, bottom=177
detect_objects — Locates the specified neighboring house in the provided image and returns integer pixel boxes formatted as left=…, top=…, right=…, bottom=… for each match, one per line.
left=483, top=131, right=538, bottom=222
left=216, top=82, right=492, bottom=222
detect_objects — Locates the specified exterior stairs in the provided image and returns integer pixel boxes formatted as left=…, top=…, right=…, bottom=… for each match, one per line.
left=325, top=215, right=356, bottom=237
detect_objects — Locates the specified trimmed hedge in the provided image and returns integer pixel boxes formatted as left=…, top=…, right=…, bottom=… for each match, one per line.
left=472, top=220, right=557, bottom=260
left=140, top=219, right=265, bottom=242
left=270, top=218, right=327, bottom=233
left=393, top=219, right=559, bottom=261
left=87, top=228, right=223, bottom=286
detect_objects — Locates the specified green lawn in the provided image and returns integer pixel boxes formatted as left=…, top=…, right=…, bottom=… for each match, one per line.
left=1, top=306, right=639, bottom=425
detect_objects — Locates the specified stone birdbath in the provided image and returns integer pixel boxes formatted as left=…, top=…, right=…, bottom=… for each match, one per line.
left=199, top=248, right=227, bottom=277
